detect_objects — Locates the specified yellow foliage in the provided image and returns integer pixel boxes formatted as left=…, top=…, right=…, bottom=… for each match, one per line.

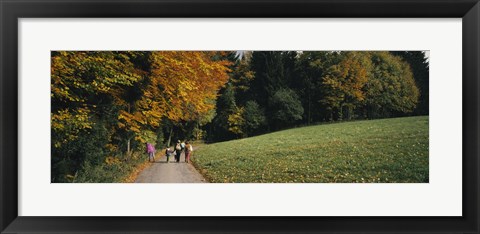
left=149, top=51, right=231, bottom=122
left=105, top=156, right=121, bottom=165
left=51, top=108, right=92, bottom=147
left=228, top=107, right=245, bottom=136
left=51, top=51, right=231, bottom=154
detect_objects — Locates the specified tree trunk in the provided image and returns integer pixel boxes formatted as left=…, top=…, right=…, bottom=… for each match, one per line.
left=166, top=128, right=173, bottom=147
left=196, top=121, right=200, bottom=140
left=308, top=91, right=311, bottom=125
left=126, top=103, right=132, bottom=160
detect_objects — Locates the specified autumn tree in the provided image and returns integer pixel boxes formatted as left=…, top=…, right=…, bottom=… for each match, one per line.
left=294, top=51, right=340, bottom=123
left=320, top=52, right=372, bottom=120
left=391, top=51, right=429, bottom=115
left=51, top=51, right=231, bottom=182
left=118, top=51, right=231, bottom=147
left=51, top=51, right=144, bottom=181
left=363, top=52, right=419, bottom=118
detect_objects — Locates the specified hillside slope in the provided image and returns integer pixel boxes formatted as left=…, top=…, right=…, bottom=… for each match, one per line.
left=193, top=116, right=429, bottom=183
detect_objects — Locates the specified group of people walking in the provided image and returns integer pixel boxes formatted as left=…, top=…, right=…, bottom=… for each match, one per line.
left=146, top=140, right=194, bottom=163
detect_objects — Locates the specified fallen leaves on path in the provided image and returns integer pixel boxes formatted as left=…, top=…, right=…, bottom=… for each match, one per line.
left=122, top=159, right=153, bottom=183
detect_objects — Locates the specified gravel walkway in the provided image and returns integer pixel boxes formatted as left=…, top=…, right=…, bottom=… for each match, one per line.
left=135, top=152, right=207, bottom=183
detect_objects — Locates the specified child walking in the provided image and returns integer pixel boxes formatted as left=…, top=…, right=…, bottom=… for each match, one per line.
left=165, top=147, right=174, bottom=163
left=185, top=141, right=193, bottom=163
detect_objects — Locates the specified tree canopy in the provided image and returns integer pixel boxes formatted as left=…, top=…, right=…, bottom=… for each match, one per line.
left=51, top=51, right=231, bottom=182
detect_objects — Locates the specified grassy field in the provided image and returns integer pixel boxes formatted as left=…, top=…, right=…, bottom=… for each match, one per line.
left=192, top=116, right=429, bottom=183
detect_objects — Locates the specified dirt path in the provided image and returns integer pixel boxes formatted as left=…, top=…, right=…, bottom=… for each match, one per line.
left=135, top=151, right=207, bottom=183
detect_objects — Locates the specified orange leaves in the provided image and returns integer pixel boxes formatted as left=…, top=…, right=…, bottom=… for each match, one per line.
left=51, top=51, right=231, bottom=151
left=118, top=109, right=148, bottom=134
left=149, top=51, right=231, bottom=122
left=114, top=51, right=231, bottom=146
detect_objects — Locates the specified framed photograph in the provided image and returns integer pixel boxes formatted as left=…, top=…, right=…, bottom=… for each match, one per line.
left=1, top=0, right=479, bottom=233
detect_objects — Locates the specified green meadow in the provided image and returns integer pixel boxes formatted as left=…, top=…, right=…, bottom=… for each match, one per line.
left=193, top=116, right=429, bottom=183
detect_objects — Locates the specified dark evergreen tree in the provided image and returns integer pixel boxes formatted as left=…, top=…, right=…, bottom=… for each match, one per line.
left=294, top=51, right=339, bottom=123
left=209, top=82, right=237, bottom=142
left=249, top=51, right=286, bottom=109
left=243, top=100, right=267, bottom=136
left=270, top=88, right=304, bottom=129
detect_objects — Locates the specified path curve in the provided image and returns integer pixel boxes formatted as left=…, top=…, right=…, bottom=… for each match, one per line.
left=135, top=151, right=207, bottom=183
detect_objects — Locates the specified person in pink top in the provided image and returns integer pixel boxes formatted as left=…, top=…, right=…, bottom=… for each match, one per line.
left=146, top=143, right=156, bottom=162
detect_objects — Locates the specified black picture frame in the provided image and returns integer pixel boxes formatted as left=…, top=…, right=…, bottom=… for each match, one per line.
left=1, top=0, right=479, bottom=233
